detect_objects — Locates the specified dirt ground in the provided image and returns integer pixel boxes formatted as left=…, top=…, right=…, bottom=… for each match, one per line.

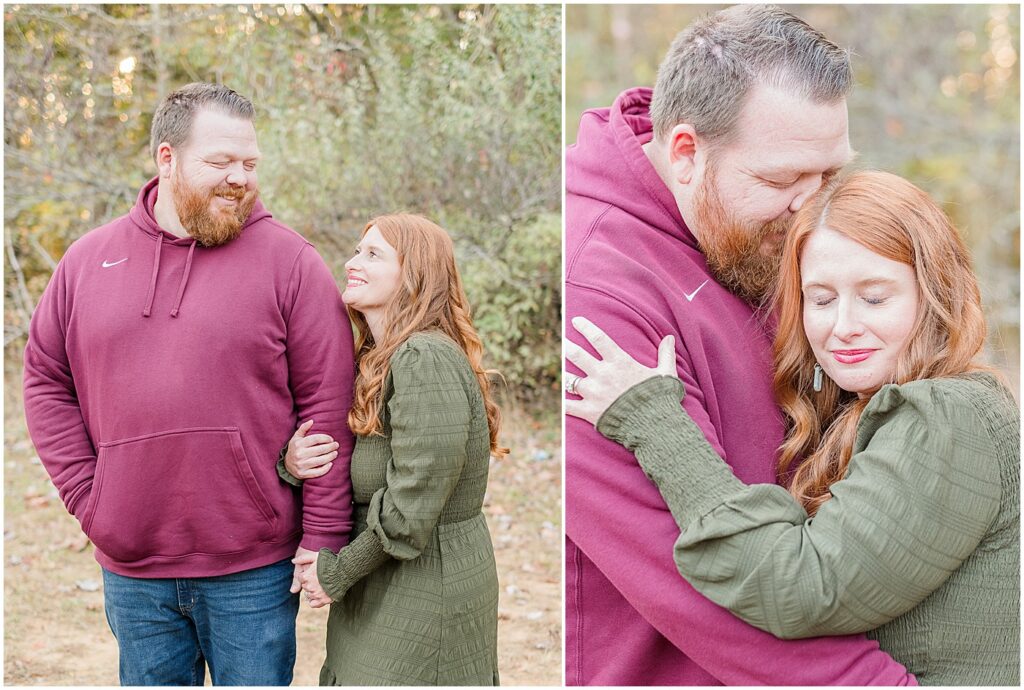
left=3, top=385, right=562, bottom=686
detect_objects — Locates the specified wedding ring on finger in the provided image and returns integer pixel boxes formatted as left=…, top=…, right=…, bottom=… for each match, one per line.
left=564, top=374, right=582, bottom=396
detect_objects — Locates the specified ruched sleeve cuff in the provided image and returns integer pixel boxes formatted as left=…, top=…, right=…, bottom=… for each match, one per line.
left=315, top=485, right=423, bottom=601
left=316, top=527, right=389, bottom=602
left=596, top=375, right=745, bottom=523
left=597, top=375, right=686, bottom=448
left=276, top=446, right=303, bottom=488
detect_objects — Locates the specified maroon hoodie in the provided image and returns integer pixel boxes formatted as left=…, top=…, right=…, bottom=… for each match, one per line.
left=565, top=88, right=916, bottom=685
left=24, top=177, right=355, bottom=578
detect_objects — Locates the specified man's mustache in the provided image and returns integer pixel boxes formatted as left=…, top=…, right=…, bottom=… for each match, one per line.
left=213, top=185, right=248, bottom=201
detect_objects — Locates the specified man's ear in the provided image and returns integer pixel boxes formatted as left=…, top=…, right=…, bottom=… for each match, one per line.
left=666, top=123, right=698, bottom=186
left=156, top=142, right=174, bottom=178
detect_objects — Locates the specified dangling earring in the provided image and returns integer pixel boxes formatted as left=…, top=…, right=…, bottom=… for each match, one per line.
left=812, top=363, right=823, bottom=392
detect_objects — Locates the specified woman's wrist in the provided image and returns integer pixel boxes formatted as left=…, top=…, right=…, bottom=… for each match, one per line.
left=596, top=375, right=686, bottom=449
left=277, top=447, right=302, bottom=487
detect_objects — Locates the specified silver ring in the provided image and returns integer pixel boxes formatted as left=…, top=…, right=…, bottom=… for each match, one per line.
left=564, top=374, right=582, bottom=396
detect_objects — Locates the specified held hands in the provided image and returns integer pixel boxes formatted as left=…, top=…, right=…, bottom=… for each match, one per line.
left=564, top=316, right=677, bottom=426
left=290, top=546, right=316, bottom=595
left=285, top=419, right=340, bottom=479
left=286, top=419, right=338, bottom=607
left=292, top=549, right=333, bottom=608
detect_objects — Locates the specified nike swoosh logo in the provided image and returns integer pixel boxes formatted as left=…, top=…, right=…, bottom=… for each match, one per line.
left=684, top=279, right=709, bottom=302
left=101, top=258, right=128, bottom=268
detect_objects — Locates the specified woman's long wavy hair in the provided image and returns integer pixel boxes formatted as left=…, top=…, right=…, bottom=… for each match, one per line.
left=347, top=214, right=508, bottom=458
left=772, top=170, right=989, bottom=515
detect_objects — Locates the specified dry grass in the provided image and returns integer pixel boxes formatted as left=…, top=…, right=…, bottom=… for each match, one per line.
left=3, top=369, right=561, bottom=686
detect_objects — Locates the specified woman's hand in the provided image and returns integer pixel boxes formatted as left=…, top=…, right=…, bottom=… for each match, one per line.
left=292, top=550, right=334, bottom=608
left=565, top=316, right=677, bottom=426
left=285, top=419, right=340, bottom=479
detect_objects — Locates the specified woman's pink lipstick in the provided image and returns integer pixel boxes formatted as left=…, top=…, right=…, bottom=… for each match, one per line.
left=832, top=349, right=875, bottom=364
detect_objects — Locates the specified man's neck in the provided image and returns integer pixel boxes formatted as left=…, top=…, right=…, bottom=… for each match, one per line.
left=642, top=139, right=696, bottom=237
left=641, top=139, right=674, bottom=192
left=153, top=181, right=189, bottom=238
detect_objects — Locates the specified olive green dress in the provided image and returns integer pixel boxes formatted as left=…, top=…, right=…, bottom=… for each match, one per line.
left=289, top=332, right=500, bottom=685
left=598, top=373, right=1018, bottom=685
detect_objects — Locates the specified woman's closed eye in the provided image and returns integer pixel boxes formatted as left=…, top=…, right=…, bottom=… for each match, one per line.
left=805, top=291, right=835, bottom=307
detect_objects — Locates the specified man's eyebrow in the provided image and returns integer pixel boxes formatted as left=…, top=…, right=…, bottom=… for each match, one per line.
left=203, top=151, right=262, bottom=160
left=758, top=167, right=801, bottom=178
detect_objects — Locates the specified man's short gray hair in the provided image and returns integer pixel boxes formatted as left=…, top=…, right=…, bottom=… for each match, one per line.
left=149, top=82, right=255, bottom=161
left=649, top=5, right=852, bottom=146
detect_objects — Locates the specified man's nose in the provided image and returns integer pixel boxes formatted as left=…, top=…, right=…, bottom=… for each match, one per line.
left=789, top=174, right=823, bottom=214
left=225, top=164, right=248, bottom=187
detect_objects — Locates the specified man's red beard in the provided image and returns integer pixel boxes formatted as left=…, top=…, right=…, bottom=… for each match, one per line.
left=692, top=164, right=791, bottom=306
left=172, top=169, right=258, bottom=247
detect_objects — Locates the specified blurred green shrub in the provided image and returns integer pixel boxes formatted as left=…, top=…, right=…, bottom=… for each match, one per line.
left=4, top=4, right=561, bottom=401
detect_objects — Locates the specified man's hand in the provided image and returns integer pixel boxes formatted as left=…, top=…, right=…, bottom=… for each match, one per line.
left=293, top=548, right=333, bottom=608
left=285, top=419, right=340, bottom=480
left=290, top=546, right=316, bottom=594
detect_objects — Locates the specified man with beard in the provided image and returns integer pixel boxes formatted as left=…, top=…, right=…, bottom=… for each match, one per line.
left=23, top=83, right=354, bottom=685
left=564, top=6, right=917, bottom=685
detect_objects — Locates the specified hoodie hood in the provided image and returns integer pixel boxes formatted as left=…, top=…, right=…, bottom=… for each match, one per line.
left=566, top=87, right=698, bottom=251
left=127, top=176, right=272, bottom=317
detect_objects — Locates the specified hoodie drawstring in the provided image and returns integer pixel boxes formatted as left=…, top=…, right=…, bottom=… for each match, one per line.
left=142, top=235, right=197, bottom=318
left=142, top=234, right=163, bottom=317
left=170, top=239, right=196, bottom=318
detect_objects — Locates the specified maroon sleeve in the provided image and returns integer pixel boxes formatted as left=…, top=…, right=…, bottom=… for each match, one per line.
left=23, top=259, right=99, bottom=526
left=565, top=282, right=917, bottom=685
left=284, top=244, right=355, bottom=552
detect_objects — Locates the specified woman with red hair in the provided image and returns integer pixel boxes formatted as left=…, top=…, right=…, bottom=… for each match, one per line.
left=566, top=170, right=1018, bottom=684
left=284, top=214, right=505, bottom=685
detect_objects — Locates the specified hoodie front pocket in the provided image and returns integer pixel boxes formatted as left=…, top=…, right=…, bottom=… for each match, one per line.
left=86, top=427, right=279, bottom=563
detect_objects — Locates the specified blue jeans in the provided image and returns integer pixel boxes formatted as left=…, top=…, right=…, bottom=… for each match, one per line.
left=102, top=558, right=299, bottom=686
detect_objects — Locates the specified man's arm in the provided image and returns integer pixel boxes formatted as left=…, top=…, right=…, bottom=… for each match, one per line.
left=23, top=259, right=99, bottom=528
left=565, top=282, right=916, bottom=685
left=284, top=244, right=355, bottom=552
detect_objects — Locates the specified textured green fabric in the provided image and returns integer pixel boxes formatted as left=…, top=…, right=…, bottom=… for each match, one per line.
left=311, top=332, right=499, bottom=686
left=598, top=372, right=1019, bottom=686
left=277, top=444, right=302, bottom=487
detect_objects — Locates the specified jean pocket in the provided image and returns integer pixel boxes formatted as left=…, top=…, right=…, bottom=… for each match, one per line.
left=86, top=427, right=278, bottom=562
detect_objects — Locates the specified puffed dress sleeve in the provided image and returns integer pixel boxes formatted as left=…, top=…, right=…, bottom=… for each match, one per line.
left=316, top=339, right=472, bottom=600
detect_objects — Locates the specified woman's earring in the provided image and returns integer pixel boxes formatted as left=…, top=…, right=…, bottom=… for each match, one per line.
left=813, top=363, right=823, bottom=393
